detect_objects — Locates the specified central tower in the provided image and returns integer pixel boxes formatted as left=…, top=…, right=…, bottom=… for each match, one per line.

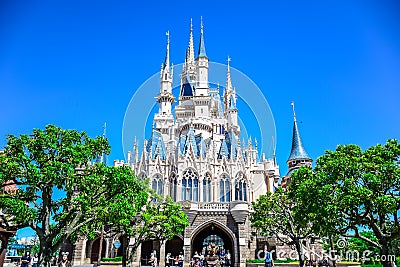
left=113, top=18, right=280, bottom=267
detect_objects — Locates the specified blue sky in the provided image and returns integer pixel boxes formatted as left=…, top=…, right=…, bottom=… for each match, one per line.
left=1, top=0, right=400, bottom=236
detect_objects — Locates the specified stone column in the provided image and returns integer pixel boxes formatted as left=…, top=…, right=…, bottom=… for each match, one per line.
left=184, top=237, right=191, bottom=267
left=238, top=223, right=246, bottom=267
left=177, top=178, right=182, bottom=201
left=164, top=179, right=170, bottom=198
left=199, top=177, right=204, bottom=202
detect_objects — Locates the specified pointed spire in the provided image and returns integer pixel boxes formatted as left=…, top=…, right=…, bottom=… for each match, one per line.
left=102, top=122, right=107, bottom=137
left=198, top=16, right=207, bottom=57
left=163, top=31, right=170, bottom=69
left=100, top=122, right=107, bottom=165
left=226, top=56, right=233, bottom=92
left=288, top=102, right=311, bottom=162
left=291, top=101, right=297, bottom=122
left=187, top=18, right=195, bottom=65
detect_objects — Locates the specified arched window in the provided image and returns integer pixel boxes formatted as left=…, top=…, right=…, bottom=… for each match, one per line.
left=169, top=174, right=177, bottom=201
left=152, top=174, right=163, bottom=196
left=182, top=169, right=199, bottom=201
left=203, top=173, right=211, bottom=202
left=235, top=173, right=247, bottom=201
left=220, top=174, right=230, bottom=202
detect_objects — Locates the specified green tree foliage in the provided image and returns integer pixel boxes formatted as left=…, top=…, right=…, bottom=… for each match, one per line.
left=0, top=125, right=148, bottom=267
left=105, top=192, right=189, bottom=267
left=290, top=139, right=400, bottom=267
left=250, top=188, right=315, bottom=267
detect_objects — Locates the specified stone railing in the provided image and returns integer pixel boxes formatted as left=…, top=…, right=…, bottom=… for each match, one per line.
left=197, top=202, right=230, bottom=211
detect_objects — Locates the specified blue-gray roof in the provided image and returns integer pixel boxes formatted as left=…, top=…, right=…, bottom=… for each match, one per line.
left=146, top=130, right=167, bottom=160
left=287, top=120, right=311, bottom=161
left=228, top=95, right=236, bottom=110
left=198, top=32, right=207, bottom=57
left=218, top=131, right=239, bottom=159
left=178, top=128, right=207, bottom=157
left=181, top=82, right=194, bottom=97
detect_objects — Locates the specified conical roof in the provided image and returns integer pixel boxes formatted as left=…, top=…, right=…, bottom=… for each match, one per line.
left=287, top=119, right=311, bottom=161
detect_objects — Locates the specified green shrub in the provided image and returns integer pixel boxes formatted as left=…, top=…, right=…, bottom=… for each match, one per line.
left=101, top=256, right=122, bottom=262
left=274, top=259, right=299, bottom=263
left=246, top=259, right=264, bottom=263
left=360, top=264, right=382, bottom=267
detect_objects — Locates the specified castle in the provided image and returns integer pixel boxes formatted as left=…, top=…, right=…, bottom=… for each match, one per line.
left=70, top=19, right=312, bottom=267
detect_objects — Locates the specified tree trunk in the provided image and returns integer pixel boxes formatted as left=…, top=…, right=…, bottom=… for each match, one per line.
left=329, top=236, right=337, bottom=267
left=121, top=235, right=128, bottom=267
left=97, top=225, right=104, bottom=266
left=40, top=241, right=55, bottom=267
left=379, top=242, right=395, bottom=267
left=295, top=241, right=305, bottom=267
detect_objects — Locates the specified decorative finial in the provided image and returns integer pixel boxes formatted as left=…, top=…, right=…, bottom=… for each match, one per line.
left=166, top=30, right=170, bottom=44
left=102, top=122, right=107, bottom=137
left=225, top=56, right=233, bottom=92
left=291, top=101, right=297, bottom=122
left=163, top=30, right=170, bottom=69
left=190, top=18, right=193, bottom=33
left=200, top=16, right=203, bottom=34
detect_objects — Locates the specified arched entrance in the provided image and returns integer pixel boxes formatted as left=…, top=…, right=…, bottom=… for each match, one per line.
left=87, top=238, right=106, bottom=263
left=140, top=240, right=160, bottom=266
left=165, top=236, right=184, bottom=258
left=191, top=221, right=235, bottom=266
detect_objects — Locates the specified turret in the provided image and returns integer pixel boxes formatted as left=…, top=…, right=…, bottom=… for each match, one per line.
left=195, top=17, right=209, bottom=96
left=287, top=102, right=312, bottom=172
left=154, top=31, right=175, bottom=140
left=223, top=57, right=239, bottom=133
left=179, top=20, right=196, bottom=99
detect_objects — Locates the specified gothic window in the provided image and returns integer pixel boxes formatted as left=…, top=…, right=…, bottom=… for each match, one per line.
left=169, top=174, right=177, bottom=201
left=203, top=173, right=211, bottom=202
left=220, top=174, right=231, bottom=202
left=235, top=173, right=247, bottom=201
left=152, top=174, right=163, bottom=196
left=182, top=169, right=199, bottom=201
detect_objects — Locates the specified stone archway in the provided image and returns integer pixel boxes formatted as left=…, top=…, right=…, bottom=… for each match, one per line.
left=191, top=220, right=236, bottom=266
left=165, top=236, right=183, bottom=259
left=86, top=238, right=106, bottom=263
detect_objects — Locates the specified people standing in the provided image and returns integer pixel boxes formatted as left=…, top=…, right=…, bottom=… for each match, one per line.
left=264, top=249, right=274, bottom=267
left=178, top=252, right=184, bottom=267
left=149, top=252, right=158, bottom=267
left=21, top=251, right=31, bottom=267
left=31, top=253, right=39, bottom=267
left=166, top=253, right=172, bottom=267
left=57, top=252, right=71, bottom=267
left=219, top=249, right=226, bottom=267
left=225, top=250, right=231, bottom=267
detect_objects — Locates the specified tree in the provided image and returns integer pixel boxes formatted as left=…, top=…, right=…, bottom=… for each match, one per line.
left=289, top=139, right=400, bottom=267
left=250, top=188, right=315, bottom=267
left=0, top=125, right=148, bottom=267
left=104, top=192, right=189, bottom=267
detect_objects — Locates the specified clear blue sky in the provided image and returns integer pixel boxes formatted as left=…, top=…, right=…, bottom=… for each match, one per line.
left=1, top=1, right=400, bottom=237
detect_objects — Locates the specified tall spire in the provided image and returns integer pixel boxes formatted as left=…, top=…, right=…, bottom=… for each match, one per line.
left=198, top=16, right=207, bottom=57
left=287, top=102, right=311, bottom=162
left=100, top=122, right=107, bottom=165
left=226, top=56, right=233, bottom=92
left=163, top=31, right=170, bottom=69
left=187, top=18, right=195, bottom=65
